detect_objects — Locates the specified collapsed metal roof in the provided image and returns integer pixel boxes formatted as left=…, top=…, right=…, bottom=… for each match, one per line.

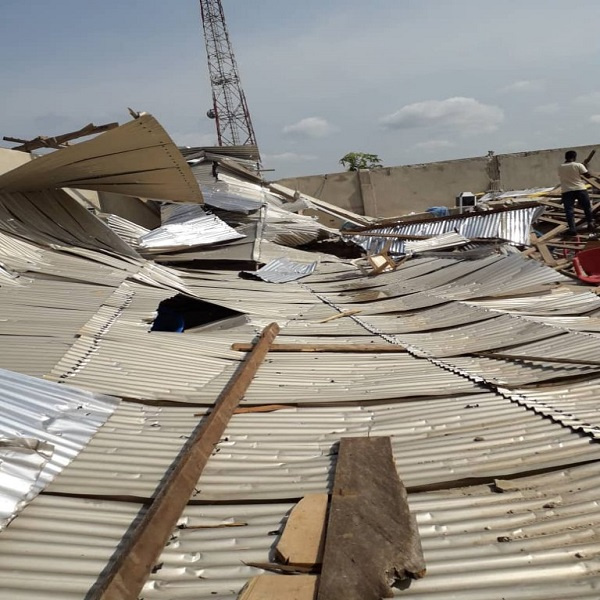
left=1, top=116, right=600, bottom=599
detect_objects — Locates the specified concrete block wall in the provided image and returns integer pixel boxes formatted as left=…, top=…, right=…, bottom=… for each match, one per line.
left=276, top=144, right=598, bottom=219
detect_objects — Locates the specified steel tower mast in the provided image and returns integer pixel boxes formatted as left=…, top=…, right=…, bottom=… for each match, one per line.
left=199, top=0, right=257, bottom=148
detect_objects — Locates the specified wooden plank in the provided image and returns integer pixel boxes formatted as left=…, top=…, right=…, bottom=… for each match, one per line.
left=318, top=437, right=426, bottom=600
left=90, top=322, right=280, bottom=600
left=239, top=575, right=318, bottom=600
left=317, top=309, right=362, bottom=323
left=232, top=343, right=406, bottom=353
left=233, top=404, right=289, bottom=414
left=537, top=242, right=557, bottom=267
left=276, top=494, right=329, bottom=567
left=4, top=121, right=119, bottom=152
left=535, top=224, right=568, bottom=243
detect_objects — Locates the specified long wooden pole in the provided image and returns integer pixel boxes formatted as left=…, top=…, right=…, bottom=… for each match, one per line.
left=91, top=322, right=280, bottom=600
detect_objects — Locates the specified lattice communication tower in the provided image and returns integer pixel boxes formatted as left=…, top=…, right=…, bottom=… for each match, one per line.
left=199, top=0, right=257, bottom=147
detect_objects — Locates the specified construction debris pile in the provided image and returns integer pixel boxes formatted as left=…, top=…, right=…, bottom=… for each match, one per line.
left=1, top=115, right=600, bottom=600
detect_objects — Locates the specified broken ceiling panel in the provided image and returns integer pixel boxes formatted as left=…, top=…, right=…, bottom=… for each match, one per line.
left=0, top=114, right=203, bottom=203
left=243, top=257, right=318, bottom=283
left=139, top=204, right=244, bottom=252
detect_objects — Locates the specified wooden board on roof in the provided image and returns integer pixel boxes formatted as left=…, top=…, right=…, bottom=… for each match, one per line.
left=317, top=436, right=425, bottom=600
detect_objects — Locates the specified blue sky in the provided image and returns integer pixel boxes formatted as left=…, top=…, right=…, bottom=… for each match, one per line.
left=2, top=0, right=600, bottom=178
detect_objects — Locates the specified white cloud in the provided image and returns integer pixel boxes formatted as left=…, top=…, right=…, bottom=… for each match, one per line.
left=380, top=97, right=503, bottom=135
left=574, top=92, right=600, bottom=105
left=500, top=80, right=544, bottom=93
left=590, top=115, right=600, bottom=124
left=534, top=103, right=560, bottom=114
left=415, top=139, right=455, bottom=150
left=282, top=117, right=336, bottom=139
left=174, top=132, right=217, bottom=147
left=263, top=152, right=317, bottom=162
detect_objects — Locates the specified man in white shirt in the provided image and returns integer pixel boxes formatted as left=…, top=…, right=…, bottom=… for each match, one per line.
left=558, top=150, right=596, bottom=235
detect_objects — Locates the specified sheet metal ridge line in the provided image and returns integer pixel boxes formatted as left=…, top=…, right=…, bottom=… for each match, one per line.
left=497, top=385, right=600, bottom=441
left=56, top=284, right=136, bottom=380
left=310, top=286, right=599, bottom=442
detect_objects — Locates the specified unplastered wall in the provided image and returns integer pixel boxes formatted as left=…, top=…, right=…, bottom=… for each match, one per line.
left=0, top=147, right=32, bottom=175
left=276, top=144, right=599, bottom=219
left=498, top=145, right=597, bottom=190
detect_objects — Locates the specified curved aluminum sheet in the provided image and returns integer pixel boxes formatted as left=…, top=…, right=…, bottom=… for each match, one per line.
left=48, top=392, right=600, bottom=501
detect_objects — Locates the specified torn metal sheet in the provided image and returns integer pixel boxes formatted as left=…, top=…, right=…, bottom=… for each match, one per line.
left=347, top=205, right=545, bottom=254
left=243, top=258, right=317, bottom=283
left=0, top=189, right=139, bottom=257
left=138, top=204, right=244, bottom=251
left=0, top=368, right=119, bottom=529
left=100, top=213, right=150, bottom=249
left=0, top=438, right=53, bottom=531
left=0, top=114, right=203, bottom=203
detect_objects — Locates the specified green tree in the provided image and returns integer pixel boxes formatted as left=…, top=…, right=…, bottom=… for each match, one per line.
left=339, top=152, right=383, bottom=171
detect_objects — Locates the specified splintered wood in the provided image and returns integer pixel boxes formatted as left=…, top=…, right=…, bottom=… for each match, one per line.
left=238, top=575, right=318, bottom=600
left=276, top=494, right=328, bottom=567
left=317, top=437, right=426, bottom=600
left=524, top=183, right=600, bottom=274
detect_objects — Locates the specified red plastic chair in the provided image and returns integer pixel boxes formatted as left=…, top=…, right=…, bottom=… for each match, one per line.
left=573, top=247, right=600, bottom=284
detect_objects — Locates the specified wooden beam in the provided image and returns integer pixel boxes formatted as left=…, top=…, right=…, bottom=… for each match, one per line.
left=90, top=322, right=280, bottom=600
left=583, top=149, right=596, bottom=167
left=3, top=121, right=119, bottom=152
left=318, top=437, right=426, bottom=600
left=276, top=494, right=329, bottom=568
left=232, top=343, right=406, bottom=353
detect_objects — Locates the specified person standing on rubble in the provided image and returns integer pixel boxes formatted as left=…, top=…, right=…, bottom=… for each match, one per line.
left=558, top=150, right=596, bottom=236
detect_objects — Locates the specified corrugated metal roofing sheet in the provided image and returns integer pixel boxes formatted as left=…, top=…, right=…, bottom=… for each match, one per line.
left=505, top=377, right=600, bottom=439
left=346, top=205, right=545, bottom=254
left=6, top=461, right=600, bottom=600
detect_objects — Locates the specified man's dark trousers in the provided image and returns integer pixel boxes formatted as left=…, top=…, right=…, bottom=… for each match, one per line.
left=562, top=189, right=594, bottom=233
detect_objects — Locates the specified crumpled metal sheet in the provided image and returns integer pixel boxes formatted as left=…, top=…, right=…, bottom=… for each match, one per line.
left=347, top=205, right=545, bottom=254
left=0, top=368, right=119, bottom=530
left=478, top=187, right=556, bottom=202
left=404, top=231, right=470, bottom=254
left=138, top=203, right=244, bottom=251
left=244, top=257, right=318, bottom=283
left=0, top=438, right=53, bottom=531
left=100, top=213, right=150, bottom=249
